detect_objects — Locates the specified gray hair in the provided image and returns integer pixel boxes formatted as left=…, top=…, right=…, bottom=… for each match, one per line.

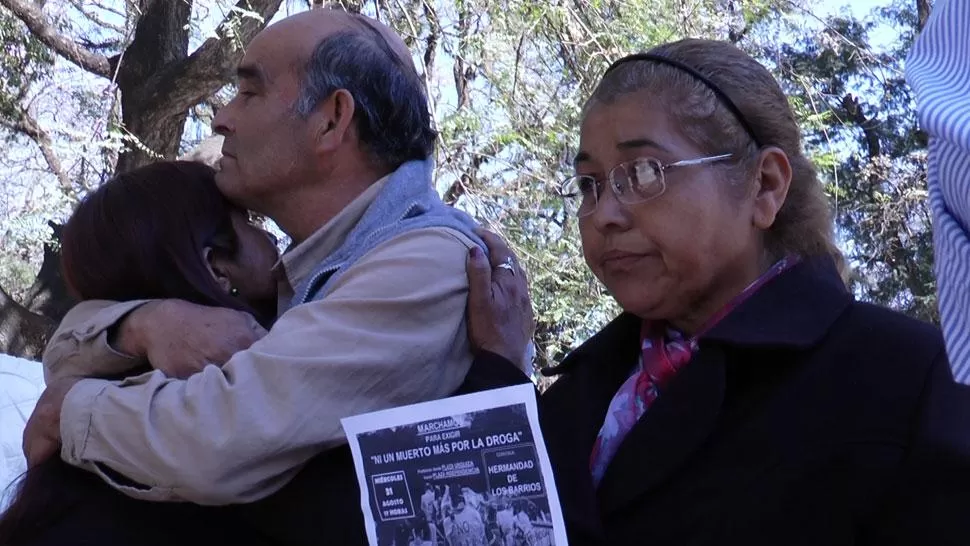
left=294, top=30, right=437, bottom=168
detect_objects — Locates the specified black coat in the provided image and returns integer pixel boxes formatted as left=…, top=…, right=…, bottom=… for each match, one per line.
left=0, top=458, right=261, bottom=546
left=0, top=359, right=530, bottom=546
left=233, top=355, right=532, bottom=546
left=11, top=258, right=969, bottom=545
left=540, top=257, right=970, bottom=546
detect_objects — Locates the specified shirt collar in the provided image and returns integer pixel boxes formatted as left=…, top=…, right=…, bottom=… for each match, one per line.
left=273, top=176, right=388, bottom=290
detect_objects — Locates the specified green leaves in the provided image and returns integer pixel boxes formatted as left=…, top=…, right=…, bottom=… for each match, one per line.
left=760, top=1, right=936, bottom=322
left=0, top=11, right=52, bottom=120
left=0, top=0, right=939, bottom=366
left=351, top=0, right=797, bottom=374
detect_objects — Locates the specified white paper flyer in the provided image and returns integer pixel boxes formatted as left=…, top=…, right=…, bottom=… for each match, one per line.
left=341, top=383, right=568, bottom=546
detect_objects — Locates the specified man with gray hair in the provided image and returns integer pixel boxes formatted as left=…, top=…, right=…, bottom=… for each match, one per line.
left=23, top=8, right=530, bottom=530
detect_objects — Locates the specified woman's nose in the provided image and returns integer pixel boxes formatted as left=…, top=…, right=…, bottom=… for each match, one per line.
left=586, top=184, right=631, bottom=233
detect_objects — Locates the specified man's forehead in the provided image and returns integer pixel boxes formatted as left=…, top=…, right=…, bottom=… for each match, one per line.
left=238, top=30, right=292, bottom=82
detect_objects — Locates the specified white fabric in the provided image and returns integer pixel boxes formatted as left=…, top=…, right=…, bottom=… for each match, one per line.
left=0, top=353, right=45, bottom=511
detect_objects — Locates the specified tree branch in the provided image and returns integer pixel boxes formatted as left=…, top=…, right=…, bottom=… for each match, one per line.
left=133, top=0, right=284, bottom=129
left=2, top=106, right=73, bottom=198
left=453, top=0, right=472, bottom=110
left=0, top=0, right=113, bottom=78
left=841, top=93, right=881, bottom=159
left=67, top=0, right=126, bottom=35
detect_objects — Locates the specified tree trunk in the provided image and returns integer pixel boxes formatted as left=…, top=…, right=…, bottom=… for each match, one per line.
left=23, top=222, right=76, bottom=320
left=0, top=0, right=284, bottom=357
left=916, top=0, right=931, bottom=32
left=0, top=283, right=54, bottom=360
left=114, top=0, right=193, bottom=173
left=0, top=223, right=73, bottom=359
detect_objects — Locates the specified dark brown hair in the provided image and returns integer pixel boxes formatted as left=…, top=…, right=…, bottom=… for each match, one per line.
left=0, top=161, right=266, bottom=544
left=61, top=160, right=262, bottom=315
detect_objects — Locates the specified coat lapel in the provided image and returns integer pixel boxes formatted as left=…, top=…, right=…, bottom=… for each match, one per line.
left=595, top=345, right=727, bottom=513
left=540, top=314, right=641, bottom=542
left=543, top=314, right=643, bottom=461
left=542, top=257, right=852, bottom=522
left=703, top=257, right=852, bottom=348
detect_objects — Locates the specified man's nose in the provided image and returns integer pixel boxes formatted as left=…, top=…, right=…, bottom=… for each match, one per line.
left=212, top=105, right=233, bottom=136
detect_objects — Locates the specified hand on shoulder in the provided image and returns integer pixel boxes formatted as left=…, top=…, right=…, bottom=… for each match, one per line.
left=120, top=299, right=268, bottom=379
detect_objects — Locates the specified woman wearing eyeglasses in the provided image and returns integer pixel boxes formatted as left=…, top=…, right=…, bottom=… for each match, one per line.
left=468, top=38, right=970, bottom=546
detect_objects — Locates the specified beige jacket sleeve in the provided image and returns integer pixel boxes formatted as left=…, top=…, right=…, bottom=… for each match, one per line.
left=59, top=228, right=476, bottom=505
left=43, top=299, right=151, bottom=383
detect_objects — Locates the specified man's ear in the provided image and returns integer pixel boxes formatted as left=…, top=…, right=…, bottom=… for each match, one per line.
left=203, top=246, right=233, bottom=294
left=751, top=147, right=792, bottom=230
left=313, top=89, right=356, bottom=154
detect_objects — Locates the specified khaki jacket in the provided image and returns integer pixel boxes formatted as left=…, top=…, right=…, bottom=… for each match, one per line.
left=45, top=181, right=477, bottom=504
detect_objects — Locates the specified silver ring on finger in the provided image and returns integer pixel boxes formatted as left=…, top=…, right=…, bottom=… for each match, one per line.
left=496, top=256, right=516, bottom=276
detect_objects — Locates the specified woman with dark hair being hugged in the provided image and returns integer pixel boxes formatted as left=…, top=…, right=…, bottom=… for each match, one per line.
left=467, top=39, right=970, bottom=546
left=0, top=161, right=281, bottom=546
left=0, top=161, right=531, bottom=546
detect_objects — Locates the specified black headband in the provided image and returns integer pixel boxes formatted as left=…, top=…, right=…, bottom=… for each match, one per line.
left=603, top=53, right=763, bottom=148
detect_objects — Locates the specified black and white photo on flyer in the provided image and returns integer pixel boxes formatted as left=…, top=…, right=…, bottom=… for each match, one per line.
left=341, top=384, right=567, bottom=546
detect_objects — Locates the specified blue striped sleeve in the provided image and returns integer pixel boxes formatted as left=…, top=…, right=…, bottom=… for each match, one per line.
left=906, top=0, right=970, bottom=384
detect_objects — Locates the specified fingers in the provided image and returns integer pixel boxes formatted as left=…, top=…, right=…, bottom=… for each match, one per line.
left=466, top=246, right=493, bottom=314
left=208, top=310, right=266, bottom=364
left=208, top=343, right=238, bottom=366
left=476, top=229, right=515, bottom=269
left=23, top=402, right=59, bottom=467
left=25, top=437, right=57, bottom=468
left=476, top=228, right=530, bottom=285
left=244, top=313, right=269, bottom=339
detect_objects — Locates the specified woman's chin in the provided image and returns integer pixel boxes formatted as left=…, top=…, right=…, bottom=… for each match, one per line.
left=609, top=288, right=670, bottom=321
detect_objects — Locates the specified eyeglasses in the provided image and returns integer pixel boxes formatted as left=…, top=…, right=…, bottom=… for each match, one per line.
left=558, top=154, right=734, bottom=218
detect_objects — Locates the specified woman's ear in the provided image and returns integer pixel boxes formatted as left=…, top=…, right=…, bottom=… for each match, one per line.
left=751, top=147, right=793, bottom=230
left=203, top=246, right=233, bottom=294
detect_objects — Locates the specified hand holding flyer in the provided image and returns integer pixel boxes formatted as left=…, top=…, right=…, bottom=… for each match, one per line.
left=341, top=384, right=568, bottom=546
